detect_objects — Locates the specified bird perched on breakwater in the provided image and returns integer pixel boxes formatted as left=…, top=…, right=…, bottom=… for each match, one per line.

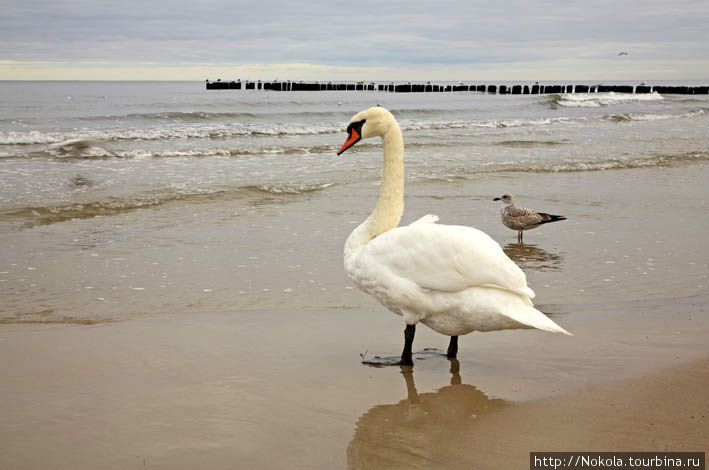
left=493, top=194, right=566, bottom=243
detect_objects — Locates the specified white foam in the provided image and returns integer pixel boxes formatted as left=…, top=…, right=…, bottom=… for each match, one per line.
left=251, top=182, right=335, bottom=195
left=0, top=113, right=599, bottom=147
left=557, top=91, right=664, bottom=107
left=623, top=109, right=705, bottom=121
left=0, top=123, right=346, bottom=145
left=401, top=116, right=582, bottom=131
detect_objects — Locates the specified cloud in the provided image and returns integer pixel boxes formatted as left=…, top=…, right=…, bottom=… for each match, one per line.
left=1, top=0, right=708, bottom=79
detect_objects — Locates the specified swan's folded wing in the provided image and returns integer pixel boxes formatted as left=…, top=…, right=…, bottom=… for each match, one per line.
left=410, top=213, right=439, bottom=225
left=359, top=223, right=535, bottom=299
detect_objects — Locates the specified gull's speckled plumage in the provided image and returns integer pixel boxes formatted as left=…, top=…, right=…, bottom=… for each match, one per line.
left=494, top=194, right=566, bottom=243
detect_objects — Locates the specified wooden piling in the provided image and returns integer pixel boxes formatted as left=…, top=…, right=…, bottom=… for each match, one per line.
left=205, top=80, right=709, bottom=95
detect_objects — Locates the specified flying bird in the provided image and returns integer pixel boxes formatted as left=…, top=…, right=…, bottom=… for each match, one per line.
left=336, top=107, right=571, bottom=366
left=618, top=52, right=629, bottom=56
left=493, top=194, right=567, bottom=243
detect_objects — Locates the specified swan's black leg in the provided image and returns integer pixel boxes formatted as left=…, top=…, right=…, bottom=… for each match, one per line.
left=399, top=324, right=415, bottom=366
left=446, top=335, right=458, bottom=358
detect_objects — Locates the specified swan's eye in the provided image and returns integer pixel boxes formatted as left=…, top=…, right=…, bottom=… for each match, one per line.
left=346, top=119, right=366, bottom=134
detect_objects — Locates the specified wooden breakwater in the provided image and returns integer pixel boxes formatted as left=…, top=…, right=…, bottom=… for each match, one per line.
left=205, top=80, right=709, bottom=94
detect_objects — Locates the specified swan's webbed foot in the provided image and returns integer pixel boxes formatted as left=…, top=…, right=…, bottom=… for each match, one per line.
left=446, top=335, right=458, bottom=358
left=398, top=355, right=414, bottom=366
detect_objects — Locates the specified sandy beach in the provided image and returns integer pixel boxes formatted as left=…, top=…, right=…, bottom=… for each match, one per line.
left=1, top=294, right=708, bottom=469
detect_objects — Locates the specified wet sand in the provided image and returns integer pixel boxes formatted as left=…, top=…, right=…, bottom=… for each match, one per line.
left=441, top=356, right=708, bottom=469
left=1, top=293, right=708, bottom=469
left=349, top=355, right=709, bottom=470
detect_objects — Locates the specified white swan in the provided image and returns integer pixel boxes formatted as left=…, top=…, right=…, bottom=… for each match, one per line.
left=337, top=107, right=571, bottom=366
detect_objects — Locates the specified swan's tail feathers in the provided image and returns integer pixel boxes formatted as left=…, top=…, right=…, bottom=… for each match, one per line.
left=481, top=283, right=536, bottom=302
left=519, top=286, right=536, bottom=300
left=504, top=304, right=573, bottom=336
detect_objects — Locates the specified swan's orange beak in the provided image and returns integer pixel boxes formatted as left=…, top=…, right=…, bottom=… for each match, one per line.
left=337, top=128, right=361, bottom=155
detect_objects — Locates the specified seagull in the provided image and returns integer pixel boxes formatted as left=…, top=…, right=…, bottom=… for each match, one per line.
left=493, top=194, right=566, bottom=243
left=618, top=52, right=629, bottom=56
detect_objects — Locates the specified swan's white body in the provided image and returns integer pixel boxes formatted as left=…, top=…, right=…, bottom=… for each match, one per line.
left=341, top=107, right=570, bottom=338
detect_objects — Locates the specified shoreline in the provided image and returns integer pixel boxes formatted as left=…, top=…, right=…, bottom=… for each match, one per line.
left=2, top=294, right=708, bottom=469
left=3, top=163, right=709, bottom=325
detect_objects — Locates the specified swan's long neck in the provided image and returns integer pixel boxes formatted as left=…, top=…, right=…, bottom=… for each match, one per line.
left=345, top=123, right=404, bottom=260
left=369, top=127, right=404, bottom=235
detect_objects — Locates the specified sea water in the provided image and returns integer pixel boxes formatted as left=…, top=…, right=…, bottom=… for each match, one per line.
left=1, top=80, right=708, bottom=323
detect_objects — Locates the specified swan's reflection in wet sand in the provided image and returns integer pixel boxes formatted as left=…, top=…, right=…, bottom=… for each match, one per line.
left=503, top=243, right=564, bottom=272
left=347, top=359, right=507, bottom=469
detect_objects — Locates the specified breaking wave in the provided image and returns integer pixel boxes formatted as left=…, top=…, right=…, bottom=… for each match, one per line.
left=603, top=109, right=705, bottom=122
left=399, top=116, right=584, bottom=131
left=413, top=150, right=709, bottom=181
left=1, top=116, right=588, bottom=146
left=474, top=150, right=709, bottom=175
left=4, top=144, right=342, bottom=160
left=2, top=141, right=467, bottom=160
left=0, top=124, right=347, bottom=145
left=121, top=145, right=338, bottom=159
left=240, top=182, right=335, bottom=195
left=554, top=91, right=664, bottom=108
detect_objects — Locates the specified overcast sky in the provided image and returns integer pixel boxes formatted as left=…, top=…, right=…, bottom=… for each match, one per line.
left=1, top=0, right=708, bottom=80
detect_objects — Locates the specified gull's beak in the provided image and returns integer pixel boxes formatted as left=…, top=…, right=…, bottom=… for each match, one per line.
left=493, top=197, right=501, bottom=201
left=337, top=128, right=361, bottom=155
